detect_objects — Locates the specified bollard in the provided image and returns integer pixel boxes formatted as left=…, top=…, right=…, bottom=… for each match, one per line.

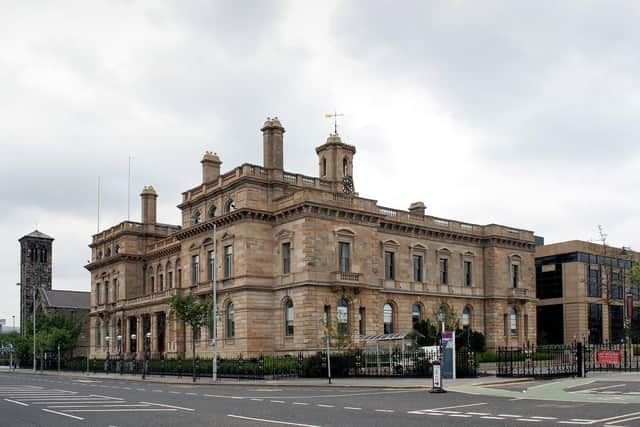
left=430, top=361, right=446, bottom=393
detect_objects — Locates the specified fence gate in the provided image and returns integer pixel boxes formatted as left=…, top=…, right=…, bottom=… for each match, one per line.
left=497, top=343, right=580, bottom=378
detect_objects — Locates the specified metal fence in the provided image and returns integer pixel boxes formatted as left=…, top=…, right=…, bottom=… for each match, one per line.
left=25, top=347, right=478, bottom=381
left=497, top=343, right=580, bottom=378
left=497, top=342, right=640, bottom=377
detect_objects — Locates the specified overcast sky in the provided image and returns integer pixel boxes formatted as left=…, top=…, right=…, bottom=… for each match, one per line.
left=2, top=1, right=639, bottom=326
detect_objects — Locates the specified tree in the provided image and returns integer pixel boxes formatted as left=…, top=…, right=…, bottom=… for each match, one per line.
left=411, top=319, right=439, bottom=347
left=169, top=292, right=212, bottom=382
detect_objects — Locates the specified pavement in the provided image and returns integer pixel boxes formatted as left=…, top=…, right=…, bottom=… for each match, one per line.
left=2, top=368, right=640, bottom=426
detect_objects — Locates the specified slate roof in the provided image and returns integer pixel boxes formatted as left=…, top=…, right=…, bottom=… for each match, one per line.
left=42, top=289, right=90, bottom=310
left=20, top=230, right=54, bottom=240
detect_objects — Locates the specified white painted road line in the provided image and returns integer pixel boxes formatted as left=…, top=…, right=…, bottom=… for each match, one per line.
left=481, top=416, right=505, bottom=420
left=292, top=402, right=309, bottom=406
left=228, top=414, right=320, bottom=427
left=423, top=402, right=488, bottom=412
left=48, top=404, right=151, bottom=409
left=574, top=384, right=626, bottom=394
left=140, top=401, right=195, bottom=411
left=42, top=408, right=84, bottom=420
left=344, top=407, right=361, bottom=410
left=532, top=416, right=557, bottom=420
left=4, top=399, right=29, bottom=406
left=449, top=414, right=472, bottom=418
left=317, top=404, right=334, bottom=408
left=64, top=409, right=177, bottom=413
left=375, top=409, right=394, bottom=413
left=517, top=419, right=542, bottom=423
left=499, top=414, right=523, bottom=418
left=605, top=415, right=640, bottom=425
left=467, top=412, right=490, bottom=416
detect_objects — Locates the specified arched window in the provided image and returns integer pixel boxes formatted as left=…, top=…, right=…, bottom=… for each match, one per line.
left=322, top=158, right=327, bottom=176
left=95, top=321, right=101, bottom=347
left=193, top=211, right=202, bottom=224
left=226, top=303, right=235, bottom=338
left=337, top=298, right=349, bottom=336
left=383, top=303, right=394, bottom=334
left=105, top=247, right=111, bottom=257
left=462, top=306, right=471, bottom=328
left=209, top=205, right=217, bottom=218
left=285, top=299, right=294, bottom=336
left=510, top=308, right=518, bottom=335
left=114, top=244, right=120, bottom=254
left=342, top=157, right=348, bottom=176
left=103, top=321, right=110, bottom=349
left=226, top=199, right=236, bottom=213
left=411, top=304, right=422, bottom=327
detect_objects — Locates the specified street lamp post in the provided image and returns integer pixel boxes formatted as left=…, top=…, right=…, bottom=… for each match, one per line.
left=57, top=343, right=60, bottom=372
left=130, top=333, right=137, bottom=373
left=142, top=332, right=151, bottom=379
left=211, top=223, right=218, bottom=382
left=117, top=335, right=122, bottom=375
left=105, top=336, right=111, bottom=374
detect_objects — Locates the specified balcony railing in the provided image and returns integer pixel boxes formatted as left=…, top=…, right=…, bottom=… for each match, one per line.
left=336, top=271, right=361, bottom=282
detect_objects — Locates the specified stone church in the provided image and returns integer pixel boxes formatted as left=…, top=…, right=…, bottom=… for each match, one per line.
left=87, top=118, right=537, bottom=359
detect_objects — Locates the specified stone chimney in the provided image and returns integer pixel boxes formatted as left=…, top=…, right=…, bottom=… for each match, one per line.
left=408, top=201, right=426, bottom=216
left=140, top=186, right=158, bottom=224
left=261, top=116, right=285, bottom=170
left=201, top=151, right=222, bottom=184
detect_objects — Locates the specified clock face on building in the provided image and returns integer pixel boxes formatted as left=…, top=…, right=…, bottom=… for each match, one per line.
left=342, top=176, right=354, bottom=194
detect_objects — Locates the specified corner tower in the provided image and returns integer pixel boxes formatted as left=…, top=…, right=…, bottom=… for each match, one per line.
left=316, top=133, right=356, bottom=193
left=18, top=230, right=54, bottom=335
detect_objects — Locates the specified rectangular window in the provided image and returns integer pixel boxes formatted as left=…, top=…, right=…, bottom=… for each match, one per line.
left=168, top=271, right=173, bottom=289
left=150, top=276, right=154, bottom=293
left=208, top=250, right=215, bottom=281
left=440, top=258, right=448, bottom=285
left=588, top=269, right=601, bottom=297
left=192, top=255, right=200, bottom=284
left=224, top=245, right=233, bottom=278
left=104, top=282, right=109, bottom=303
left=282, top=242, right=291, bottom=274
left=359, top=307, right=366, bottom=335
left=177, top=269, right=182, bottom=287
left=512, top=265, right=519, bottom=288
left=384, top=251, right=395, bottom=280
left=323, top=305, right=331, bottom=329
left=609, top=271, right=623, bottom=300
left=588, top=303, right=603, bottom=344
left=159, top=274, right=164, bottom=291
left=610, top=305, right=624, bottom=343
left=413, top=255, right=423, bottom=282
left=96, top=283, right=101, bottom=305
left=464, top=261, right=472, bottom=287
left=113, top=279, right=118, bottom=301
left=338, top=242, right=350, bottom=273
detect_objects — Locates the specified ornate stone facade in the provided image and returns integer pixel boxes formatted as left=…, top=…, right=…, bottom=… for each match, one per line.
left=87, top=118, right=537, bottom=358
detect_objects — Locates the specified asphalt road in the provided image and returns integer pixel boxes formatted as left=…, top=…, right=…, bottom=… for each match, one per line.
left=1, top=373, right=640, bottom=427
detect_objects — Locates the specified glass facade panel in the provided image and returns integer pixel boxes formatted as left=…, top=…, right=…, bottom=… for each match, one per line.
left=588, top=303, right=603, bottom=344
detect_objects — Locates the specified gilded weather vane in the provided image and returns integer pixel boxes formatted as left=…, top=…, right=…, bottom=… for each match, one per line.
left=324, top=110, right=344, bottom=135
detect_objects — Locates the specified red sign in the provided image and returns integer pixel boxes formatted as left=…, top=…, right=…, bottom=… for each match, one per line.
left=597, top=350, right=621, bottom=365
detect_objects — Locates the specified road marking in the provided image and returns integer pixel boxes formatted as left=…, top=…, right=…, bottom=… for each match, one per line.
left=498, top=414, right=523, bottom=418
left=558, top=422, right=592, bottom=425
left=421, top=402, right=487, bottom=412
left=440, top=411, right=461, bottom=414
left=169, top=391, right=181, bottom=394
left=293, top=402, right=308, bottom=406
left=250, top=398, right=263, bottom=401
left=140, top=402, right=195, bottom=411
left=65, top=408, right=177, bottom=413
left=375, top=409, right=394, bottom=413
left=49, top=404, right=151, bottom=408
left=605, top=415, right=640, bottom=425
left=517, top=419, right=542, bottom=423
left=482, top=416, right=505, bottom=420
left=185, top=392, right=198, bottom=396
left=532, top=416, right=557, bottom=420
left=4, top=399, right=29, bottom=406
left=317, top=404, right=334, bottom=408
left=228, top=414, right=320, bottom=427
left=91, top=394, right=123, bottom=400
left=271, top=400, right=285, bottom=403
left=467, top=412, right=490, bottom=416
left=449, top=414, right=472, bottom=418
left=574, top=384, right=625, bottom=394
left=344, top=407, right=361, bottom=410
left=152, top=390, right=163, bottom=393
left=42, top=408, right=84, bottom=420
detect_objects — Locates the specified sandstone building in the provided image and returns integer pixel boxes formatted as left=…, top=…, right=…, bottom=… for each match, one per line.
left=536, top=241, right=640, bottom=345
left=87, top=118, right=537, bottom=359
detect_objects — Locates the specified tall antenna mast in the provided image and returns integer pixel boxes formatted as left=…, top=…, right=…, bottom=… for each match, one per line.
left=127, top=156, right=132, bottom=221
left=97, top=176, right=101, bottom=232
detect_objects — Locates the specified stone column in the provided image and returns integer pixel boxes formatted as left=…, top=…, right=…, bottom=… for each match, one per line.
left=150, top=312, right=158, bottom=357
left=137, top=315, right=144, bottom=355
